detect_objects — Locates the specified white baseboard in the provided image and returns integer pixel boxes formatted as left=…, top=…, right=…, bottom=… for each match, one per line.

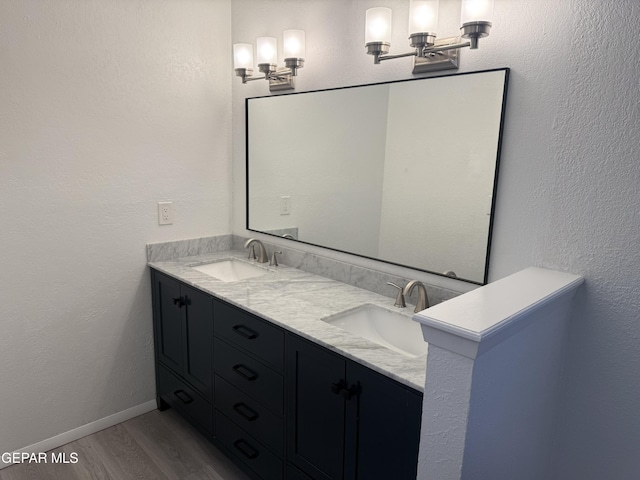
left=0, top=399, right=157, bottom=470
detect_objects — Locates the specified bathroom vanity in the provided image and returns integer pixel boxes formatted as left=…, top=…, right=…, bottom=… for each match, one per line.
left=150, top=250, right=426, bottom=480
left=148, top=234, right=585, bottom=480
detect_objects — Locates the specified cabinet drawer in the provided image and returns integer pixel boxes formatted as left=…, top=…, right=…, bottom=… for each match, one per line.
left=287, top=463, right=315, bottom=480
left=157, top=364, right=213, bottom=435
left=215, top=375, right=284, bottom=456
left=214, top=300, right=284, bottom=372
left=214, top=338, right=284, bottom=414
left=215, top=411, right=284, bottom=480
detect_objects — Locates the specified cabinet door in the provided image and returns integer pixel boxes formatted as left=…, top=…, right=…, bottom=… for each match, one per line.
left=182, top=285, right=214, bottom=400
left=348, top=362, right=422, bottom=480
left=153, top=271, right=184, bottom=373
left=286, top=335, right=346, bottom=480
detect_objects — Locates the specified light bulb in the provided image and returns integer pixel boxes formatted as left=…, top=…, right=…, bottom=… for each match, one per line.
left=461, top=0, right=494, bottom=25
left=284, top=30, right=305, bottom=60
left=257, top=37, right=277, bottom=65
left=233, top=43, right=253, bottom=70
left=365, top=7, right=392, bottom=45
left=409, top=0, right=439, bottom=35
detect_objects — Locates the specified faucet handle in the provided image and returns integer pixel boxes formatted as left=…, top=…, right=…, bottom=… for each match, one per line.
left=386, top=282, right=406, bottom=308
left=270, top=251, right=282, bottom=267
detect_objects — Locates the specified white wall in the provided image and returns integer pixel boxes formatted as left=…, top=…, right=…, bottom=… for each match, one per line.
left=231, top=1, right=640, bottom=478
left=0, top=0, right=231, bottom=454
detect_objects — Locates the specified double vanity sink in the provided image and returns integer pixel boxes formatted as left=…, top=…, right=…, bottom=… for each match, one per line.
left=186, top=257, right=428, bottom=361
left=151, top=251, right=429, bottom=390
left=322, top=304, right=428, bottom=358
left=192, top=258, right=272, bottom=282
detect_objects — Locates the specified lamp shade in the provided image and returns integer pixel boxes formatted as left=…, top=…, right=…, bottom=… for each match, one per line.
left=365, top=7, right=392, bottom=45
left=283, top=29, right=305, bottom=60
left=460, top=0, right=494, bottom=25
left=233, top=43, right=253, bottom=70
left=256, top=36, right=277, bottom=65
left=408, top=0, right=439, bottom=35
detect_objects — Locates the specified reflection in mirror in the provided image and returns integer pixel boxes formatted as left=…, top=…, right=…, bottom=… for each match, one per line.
left=247, top=68, right=509, bottom=284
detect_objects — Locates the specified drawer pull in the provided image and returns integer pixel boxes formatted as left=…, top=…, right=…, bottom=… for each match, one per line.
left=233, top=402, right=260, bottom=422
left=232, top=364, right=258, bottom=381
left=173, top=389, right=194, bottom=404
left=232, top=324, right=259, bottom=340
left=233, top=439, right=259, bottom=460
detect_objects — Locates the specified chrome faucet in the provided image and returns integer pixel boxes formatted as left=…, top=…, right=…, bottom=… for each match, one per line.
left=244, top=238, right=268, bottom=263
left=403, top=280, right=430, bottom=313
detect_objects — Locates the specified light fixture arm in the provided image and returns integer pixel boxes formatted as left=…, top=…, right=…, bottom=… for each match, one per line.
left=374, top=49, right=420, bottom=64
left=236, top=68, right=295, bottom=84
left=374, top=38, right=473, bottom=64
left=423, top=40, right=471, bottom=54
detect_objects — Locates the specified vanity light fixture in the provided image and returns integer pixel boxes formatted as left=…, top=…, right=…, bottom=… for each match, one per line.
left=233, top=29, right=305, bottom=91
left=365, top=0, right=494, bottom=73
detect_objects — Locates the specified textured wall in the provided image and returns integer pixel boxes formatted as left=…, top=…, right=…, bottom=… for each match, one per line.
left=0, top=0, right=231, bottom=454
left=231, top=0, right=640, bottom=478
left=538, top=2, right=640, bottom=478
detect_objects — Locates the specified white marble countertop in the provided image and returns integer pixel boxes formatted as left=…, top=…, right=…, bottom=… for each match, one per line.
left=149, top=250, right=427, bottom=391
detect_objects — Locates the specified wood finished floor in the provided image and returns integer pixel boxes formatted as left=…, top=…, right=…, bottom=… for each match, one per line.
left=0, top=409, right=252, bottom=480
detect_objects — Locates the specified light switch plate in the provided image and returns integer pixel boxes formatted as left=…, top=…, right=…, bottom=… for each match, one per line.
left=280, top=195, right=291, bottom=215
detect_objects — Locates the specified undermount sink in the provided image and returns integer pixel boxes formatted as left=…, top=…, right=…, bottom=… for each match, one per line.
left=191, top=259, right=270, bottom=282
left=322, top=304, right=428, bottom=358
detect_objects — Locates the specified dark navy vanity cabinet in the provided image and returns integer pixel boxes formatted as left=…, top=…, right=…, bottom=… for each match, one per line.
left=151, top=268, right=423, bottom=480
left=286, top=335, right=422, bottom=480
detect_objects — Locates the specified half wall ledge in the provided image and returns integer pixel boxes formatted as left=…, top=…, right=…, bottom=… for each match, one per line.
left=413, top=267, right=584, bottom=480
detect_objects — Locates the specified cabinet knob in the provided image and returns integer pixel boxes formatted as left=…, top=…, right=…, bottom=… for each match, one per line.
left=331, top=380, right=346, bottom=395
left=172, top=297, right=185, bottom=307
left=341, top=384, right=360, bottom=400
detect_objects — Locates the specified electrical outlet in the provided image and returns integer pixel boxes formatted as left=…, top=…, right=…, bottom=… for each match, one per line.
left=158, top=201, right=173, bottom=225
left=280, top=195, right=291, bottom=215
